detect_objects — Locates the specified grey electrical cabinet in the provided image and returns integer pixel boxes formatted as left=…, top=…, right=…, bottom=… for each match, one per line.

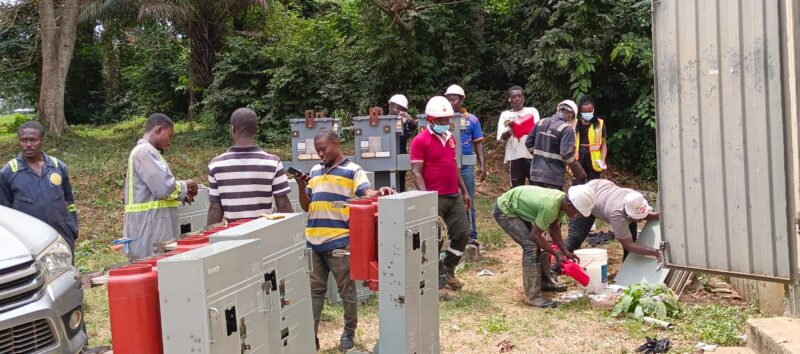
left=158, top=239, right=276, bottom=354
left=176, top=187, right=210, bottom=236
left=286, top=112, right=341, bottom=174
left=209, top=214, right=315, bottom=354
left=352, top=112, right=411, bottom=189
left=376, top=191, right=440, bottom=353
left=415, top=113, right=475, bottom=167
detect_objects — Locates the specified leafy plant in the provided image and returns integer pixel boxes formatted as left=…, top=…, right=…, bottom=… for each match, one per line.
left=611, top=283, right=679, bottom=321
left=679, top=305, right=750, bottom=346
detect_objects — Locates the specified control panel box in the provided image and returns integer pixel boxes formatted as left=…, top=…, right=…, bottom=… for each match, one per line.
left=209, top=214, right=315, bottom=354
left=415, top=113, right=475, bottom=167
left=376, top=191, right=440, bottom=353
left=286, top=111, right=340, bottom=173
left=352, top=111, right=410, bottom=173
left=158, top=239, right=274, bottom=354
left=176, top=187, right=210, bottom=236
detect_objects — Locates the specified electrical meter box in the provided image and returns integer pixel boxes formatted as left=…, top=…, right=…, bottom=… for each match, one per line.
left=376, top=191, right=440, bottom=353
left=209, top=214, right=315, bottom=354
left=176, top=187, right=210, bottom=236
left=415, top=113, right=476, bottom=167
left=158, top=239, right=277, bottom=354
left=286, top=110, right=340, bottom=173
left=352, top=108, right=411, bottom=189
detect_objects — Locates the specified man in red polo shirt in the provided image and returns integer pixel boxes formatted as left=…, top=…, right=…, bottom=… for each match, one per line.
left=410, top=96, right=471, bottom=297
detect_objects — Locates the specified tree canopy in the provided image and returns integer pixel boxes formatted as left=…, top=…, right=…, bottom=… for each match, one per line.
left=0, top=0, right=657, bottom=178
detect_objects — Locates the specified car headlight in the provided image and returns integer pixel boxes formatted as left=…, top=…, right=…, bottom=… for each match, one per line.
left=37, top=238, right=73, bottom=283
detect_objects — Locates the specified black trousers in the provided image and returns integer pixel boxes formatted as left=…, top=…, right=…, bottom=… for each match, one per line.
left=509, top=158, right=532, bottom=188
left=566, top=215, right=639, bottom=259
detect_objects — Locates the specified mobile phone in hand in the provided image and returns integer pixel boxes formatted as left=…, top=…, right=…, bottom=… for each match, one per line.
left=286, top=166, right=304, bottom=178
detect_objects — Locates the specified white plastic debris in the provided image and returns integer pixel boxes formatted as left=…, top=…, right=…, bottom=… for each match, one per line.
left=695, top=342, right=718, bottom=351
left=476, top=269, right=494, bottom=276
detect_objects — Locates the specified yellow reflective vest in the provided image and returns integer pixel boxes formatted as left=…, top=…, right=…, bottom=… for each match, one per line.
left=574, top=119, right=604, bottom=172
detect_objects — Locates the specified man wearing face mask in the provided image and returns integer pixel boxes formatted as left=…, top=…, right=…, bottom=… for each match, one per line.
left=410, top=96, right=472, bottom=299
left=123, top=113, right=198, bottom=262
left=525, top=99, right=587, bottom=189
left=574, top=95, right=607, bottom=183
left=295, top=128, right=395, bottom=351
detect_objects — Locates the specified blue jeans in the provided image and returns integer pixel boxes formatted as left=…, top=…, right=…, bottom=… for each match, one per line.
left=460, top=164, right=477, bottom=241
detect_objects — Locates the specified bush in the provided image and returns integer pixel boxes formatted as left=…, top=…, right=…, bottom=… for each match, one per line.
left=0, top=113, right=33, bottom=134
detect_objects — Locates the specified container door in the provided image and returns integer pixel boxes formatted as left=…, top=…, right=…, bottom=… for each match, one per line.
left=653, top=0, right=799, bottom=282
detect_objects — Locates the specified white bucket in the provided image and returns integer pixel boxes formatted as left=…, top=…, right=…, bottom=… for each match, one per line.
left=574, top=248, right=608, bottom=294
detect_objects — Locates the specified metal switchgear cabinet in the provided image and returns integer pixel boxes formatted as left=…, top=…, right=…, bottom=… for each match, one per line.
left=352, top=108, right=411, bottom=188
left=157, top=239, right=276, bottom=354
left=377, top=191, right=440, bottom=353
left=415, top=113, right=475, bottom=167
left=176, top=187, right=210, bottom=237
left=286, top=110, right=340, bottom=174
left=209, top=213, right=315, bottom=354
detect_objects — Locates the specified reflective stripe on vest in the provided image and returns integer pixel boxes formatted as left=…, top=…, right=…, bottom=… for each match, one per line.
left=7, top=156, right=58, bottom=172
left=124, top=199, right=179, bottom=213
left=125, top=148, right=181, bottom=213
left=574, top=119, right=604, bottom=172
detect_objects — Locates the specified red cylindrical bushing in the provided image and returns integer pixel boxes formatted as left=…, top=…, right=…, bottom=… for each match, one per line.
left=108, top=264, right=162, bottom=354
left=174, top=236, right=208, bottom=253
left=136, top=255, right=168, bottom=273
left=349, top=199, right=378, bottom=281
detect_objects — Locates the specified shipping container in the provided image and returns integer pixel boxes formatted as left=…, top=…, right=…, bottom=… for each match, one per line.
left=652, top=0, right=799, bottom=303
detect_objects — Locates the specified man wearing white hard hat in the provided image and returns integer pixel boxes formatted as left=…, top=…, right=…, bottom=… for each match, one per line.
left=565, top=179, right=661, bottom=260
left=493, top=184, right=595, bottom=308
left=410, top=96, right=471, bottom=297
left=388, top=94, right=418, bottom=192
left=525, top=99, right=587, bottom=189
left=444, top=84, right=485, bottom=247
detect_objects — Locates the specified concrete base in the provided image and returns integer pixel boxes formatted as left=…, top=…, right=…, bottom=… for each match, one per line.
left=746, top=317, right=800, bottom=353
left=714, top=348, right=755, bottom=354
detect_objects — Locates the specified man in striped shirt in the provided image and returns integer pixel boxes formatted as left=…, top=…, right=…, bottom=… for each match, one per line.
left=207, top=108, right=293, bottom=224
left=295, top=128, right=394, bottom=351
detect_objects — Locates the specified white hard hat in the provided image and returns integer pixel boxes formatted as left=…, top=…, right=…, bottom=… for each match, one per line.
left=624, top=192, right=652, bottom=220
left=425, top=96, right=455, bottom=118
left=388, top=94, right=408, bottom=109
left=557, top=99, right=578, bottom=113
left=444, top=84, right=465, bottom=98
left=567, top=185, right=597, bottom=217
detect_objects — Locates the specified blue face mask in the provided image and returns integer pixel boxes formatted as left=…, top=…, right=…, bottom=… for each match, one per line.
left=581, top=112, right=594, bottom=121
left=432, top=124, right=449, bottom=134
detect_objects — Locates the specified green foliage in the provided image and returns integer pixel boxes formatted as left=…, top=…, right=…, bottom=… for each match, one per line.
left=0, top=113, right=33, bottom=134
left=680, top=305, right=750, bottom=347
left=611, top=283, right=679, bottom=321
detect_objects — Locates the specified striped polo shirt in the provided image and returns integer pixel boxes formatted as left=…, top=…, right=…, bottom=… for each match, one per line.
left=207, top=146, right=291, bottom=221
left=305, top=158, right=371, bottom=252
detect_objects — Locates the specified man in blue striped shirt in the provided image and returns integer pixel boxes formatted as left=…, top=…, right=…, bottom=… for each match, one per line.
left=296, top=128, right=394, bottom=351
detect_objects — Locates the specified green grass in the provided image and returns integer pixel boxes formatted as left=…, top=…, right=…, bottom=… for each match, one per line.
left=0, top=114, right=15, bottom=125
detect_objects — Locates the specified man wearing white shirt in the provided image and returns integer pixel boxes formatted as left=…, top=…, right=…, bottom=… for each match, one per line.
left=497, top=86, right=540, bottom=188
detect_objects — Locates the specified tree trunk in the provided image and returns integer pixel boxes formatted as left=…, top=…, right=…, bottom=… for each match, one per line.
left=37, top=0, right=79, bottom=135
left=186, top=17, right=223, bottom=119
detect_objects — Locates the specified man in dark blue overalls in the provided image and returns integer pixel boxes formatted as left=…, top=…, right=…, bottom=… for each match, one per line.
left=0, top=121, right=78, bottom=249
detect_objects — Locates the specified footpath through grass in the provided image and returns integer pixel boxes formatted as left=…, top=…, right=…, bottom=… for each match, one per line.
left=0, top=119, right=756, bottom=353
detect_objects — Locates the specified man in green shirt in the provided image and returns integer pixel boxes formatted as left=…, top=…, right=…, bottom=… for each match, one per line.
left=493, top=185, right=596, bottom=307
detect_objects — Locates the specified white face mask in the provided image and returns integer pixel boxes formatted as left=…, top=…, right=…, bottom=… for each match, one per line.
left=581, top=112, right=594, bottom=121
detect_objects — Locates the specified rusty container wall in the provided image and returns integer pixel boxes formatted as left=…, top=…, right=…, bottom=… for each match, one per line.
left=653, top=0, right=798, bottom=282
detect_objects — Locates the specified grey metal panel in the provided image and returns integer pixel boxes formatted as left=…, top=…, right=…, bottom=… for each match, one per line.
left=352, top=115, right=410, bottom=172
left=176, top=187, right=210, bottom=236
left=286, top=118, right=340, bottom=173
left=653, top=0, right=793, bottom=281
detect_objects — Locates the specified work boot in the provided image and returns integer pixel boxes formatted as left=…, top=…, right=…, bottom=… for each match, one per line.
left=522, top=261, right=557, bottom=308
left=439, top=288, right=454, bottom=301
left=315, top=337, right=320, bottom=351
left=443, top=265, right=463, bottom=291
left=339, top=331, right=355, bottom=351
left=539, top=253, right=567, bottom=292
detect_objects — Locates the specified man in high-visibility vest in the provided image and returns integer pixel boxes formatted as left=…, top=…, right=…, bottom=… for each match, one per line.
left=0, top=121, right=79, bottom=249
left=574, top=95, right=607, bottom=182
left=123, top=113, right=198, bottom=261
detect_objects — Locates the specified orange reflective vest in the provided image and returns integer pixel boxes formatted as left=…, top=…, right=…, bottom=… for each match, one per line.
left=575, top=119, right=604, bottom=172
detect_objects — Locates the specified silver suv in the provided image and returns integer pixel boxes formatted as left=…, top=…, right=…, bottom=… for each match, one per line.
left=0, top=205, right=87, bottom=353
